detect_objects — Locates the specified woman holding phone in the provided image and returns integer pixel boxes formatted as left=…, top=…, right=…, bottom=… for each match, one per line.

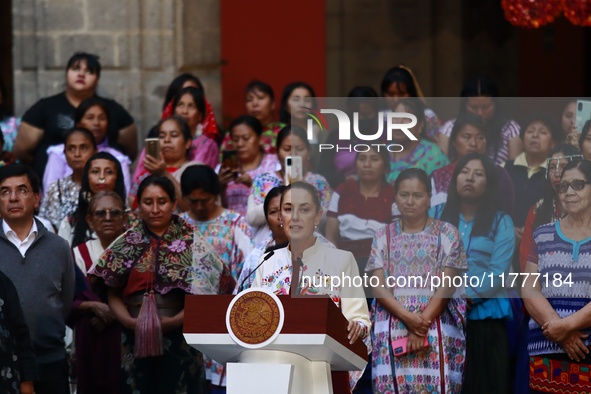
left=132, top=87, right=219, bottom=186
left=218, top=115, right=277, bottom=216
left=246, top=125, right=332, bottom=244
left=128, top=115, right=199, bottom=209
left=366, top=168, right=467, bottom=394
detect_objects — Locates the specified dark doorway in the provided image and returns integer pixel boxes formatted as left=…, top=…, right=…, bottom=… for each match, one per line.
left=0, top=0, right=13, bottom=113
left=517, top=17, right=590, bottom=97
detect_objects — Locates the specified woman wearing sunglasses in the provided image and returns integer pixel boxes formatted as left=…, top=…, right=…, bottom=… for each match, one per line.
left=519, top=145, right=582, bottom=272
left=70, top=191, right=127, bottom=393
left=523, top=159, right=591, bottom=393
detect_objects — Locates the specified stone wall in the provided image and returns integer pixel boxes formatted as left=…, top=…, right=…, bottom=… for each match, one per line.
left=12, top=0, right=221, bottom=141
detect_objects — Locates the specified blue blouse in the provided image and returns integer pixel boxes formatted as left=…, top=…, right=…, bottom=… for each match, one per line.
left=430, top=204, right=515, bottom=320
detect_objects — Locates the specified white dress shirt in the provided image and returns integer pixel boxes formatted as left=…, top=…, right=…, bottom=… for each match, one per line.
left=2, top=219, right=38, bottom=257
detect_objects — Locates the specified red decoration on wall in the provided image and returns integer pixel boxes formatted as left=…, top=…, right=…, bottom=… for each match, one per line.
left=502, top=0, right=563, bottom=28
left=563, top=0, right=591, bottom=26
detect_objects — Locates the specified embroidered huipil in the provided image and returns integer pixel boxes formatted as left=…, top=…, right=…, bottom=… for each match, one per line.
left=527, top=221, right=591, bottom=356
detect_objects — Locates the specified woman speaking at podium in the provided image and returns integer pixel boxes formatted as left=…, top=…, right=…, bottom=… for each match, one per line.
left=251, top=181, right=371, bottom=393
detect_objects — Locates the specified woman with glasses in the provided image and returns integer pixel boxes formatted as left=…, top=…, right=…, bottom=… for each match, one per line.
left=70, top=191, right=127, bottom=394
left=523, top=159, right=591, bottom=393
left=519, top=144, right=582, bottom=272
left=93, top=175, right=233, bottom=393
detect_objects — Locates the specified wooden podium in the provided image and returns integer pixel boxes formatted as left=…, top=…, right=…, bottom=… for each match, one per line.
left=183, top=293, right=367, bottom=394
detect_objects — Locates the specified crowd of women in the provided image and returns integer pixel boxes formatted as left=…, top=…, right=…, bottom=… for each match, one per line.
left=1, top=51, right=591, bottom=394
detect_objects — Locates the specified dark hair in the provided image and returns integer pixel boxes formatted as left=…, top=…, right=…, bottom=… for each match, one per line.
left=74, top=97, right=110, bottom=126
left=88, top=190, right=124, bottom=214
left=245, top=80, right=274, bottom=102
left=347, top=86, right=380, bottom=117
left=534, top=144, right=582, bottom=229
left=163, top=74, right=204, bottom=110
left=448, top=113, right=487, bottom=161
left=229, top=115, right=263, bottom=137
left=0, top=164, right=41, bottom=194
left=441, top=153, right=500, bottom=237
left=276, top=125, right=310, bottom=151
left=279, top=82, right=317, bottom=124
left=394, top=168, right=431, bottom=195
left=579, top=120, right=591, bottom=152
left=66, top=52, right=101, bottom=78
left=519, top=113, right=561, bottom=143
left=348, top=86, right=378, bottom=98
left=560, top=159, right=591, bottom=183
left=74, top=97, right=114, bottom=144
left=280, top=181, right=322, bottom=213
left=72, top=152, right=126, bottom=247
left=0, top=77, right=11, bottom=119
left=380, top=66, right=419, bottom=97
left=264, top=186, right=286, bottom=219
left=458, top=76, right=505, bottom=160
left=393, top=97, right=426, bottom=138
left=64, top=127, right=98, bottom=151
left=157, top=115, right=192, bottom=143
left=137, top=175, right=176, bottom=203
left=180, top=164, right=220, bottom=196
left=146, top=123, right=159, bottom=139
left=172, top=86, right=206, bottom=118
left=355, top=146, right=390, bottom=181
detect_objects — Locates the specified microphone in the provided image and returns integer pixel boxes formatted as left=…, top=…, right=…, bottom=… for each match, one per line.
left=291, top=257, right=305, bottom=295
left=238, top=250, right=275, bottom=292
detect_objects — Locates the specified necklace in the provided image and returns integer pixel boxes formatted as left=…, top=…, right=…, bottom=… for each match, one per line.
left=401, top=215, right=429, bottom=234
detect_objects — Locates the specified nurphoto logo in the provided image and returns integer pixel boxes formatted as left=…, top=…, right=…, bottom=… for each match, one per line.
left=304, top=107, right=417, bottom=153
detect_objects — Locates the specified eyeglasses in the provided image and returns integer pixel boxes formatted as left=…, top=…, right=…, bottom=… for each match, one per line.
left=557, top=180, right=591, bottom=194
left=0, top=187, right=31, bottom=199
left=546, top=154, right=583, bottom=178
left=93, top=209, right=124, bottom=219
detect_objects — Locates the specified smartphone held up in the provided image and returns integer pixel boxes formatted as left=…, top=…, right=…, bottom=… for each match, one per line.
left=285, top=156, right=303, bottom=185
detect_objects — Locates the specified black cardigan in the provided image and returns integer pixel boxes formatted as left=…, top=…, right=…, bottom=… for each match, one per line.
left=0, top=270, right=38, bottom=390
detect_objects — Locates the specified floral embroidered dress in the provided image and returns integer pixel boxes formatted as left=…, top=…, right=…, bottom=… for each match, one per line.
left=247, top=171, right=332, bottom=244
left=527, top=221, right=591, bottom=393
left=181, top=209, right=253, bottom=283
left=181, top=209, right=253, bottom=387
left=93, top=216, right=228, bottom=296
left=386, top=139, right=449, bottom=185
left=0, top=116, right=19, bottom=153
left=93, top=216, right=232, bottom=394
left=220, top=122, right=285, bottom=154
left=39, top=175, right=81, bottom=228
left=366, top=219, right=467, bottom=394
left=251, top=171, right=332, bottom=211
left=221, top=153, right=278, bottom=216
left=237, top=232, right=335, bottom=292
